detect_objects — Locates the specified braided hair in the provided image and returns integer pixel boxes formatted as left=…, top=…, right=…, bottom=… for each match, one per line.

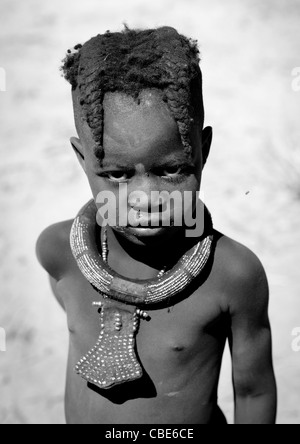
left=61, top=26, right=204, bottom=161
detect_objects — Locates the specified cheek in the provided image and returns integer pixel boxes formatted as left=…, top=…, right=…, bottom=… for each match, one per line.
left=86, top=173, right=112, bottom=199
left=87, top=175, right=127, bottom=225
left=177, top=174, right=201, bottom=193
left=171, top=176, right=201, bottom=221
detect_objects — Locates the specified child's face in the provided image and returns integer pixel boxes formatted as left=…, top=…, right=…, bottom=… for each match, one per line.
left=73, top=90, right=210, bottom=246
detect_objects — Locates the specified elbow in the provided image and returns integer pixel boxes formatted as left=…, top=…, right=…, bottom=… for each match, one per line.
left=235, top=385, right=267, bottom=399
left=234, top=374, right=277, bottom=399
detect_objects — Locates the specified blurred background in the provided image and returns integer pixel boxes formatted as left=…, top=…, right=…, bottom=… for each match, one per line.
left=0, top=0, right=299, bottom=424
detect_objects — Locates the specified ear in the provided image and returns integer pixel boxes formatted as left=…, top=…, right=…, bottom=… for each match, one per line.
left=70, top=137, right=86, bottom=171
left=201, top=126, right=213, bottom=166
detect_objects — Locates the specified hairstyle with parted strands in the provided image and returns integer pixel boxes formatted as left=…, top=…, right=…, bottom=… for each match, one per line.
left=61, top=26, right=204, bottom=161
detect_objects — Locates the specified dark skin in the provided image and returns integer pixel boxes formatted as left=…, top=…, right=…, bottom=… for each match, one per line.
left=37, top=90, right=277, bottom=424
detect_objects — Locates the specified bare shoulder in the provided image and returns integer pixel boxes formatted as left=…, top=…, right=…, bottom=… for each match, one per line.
left=213, top=231, right=269, bottom=315
left=36, top=220, right=75, bottom=281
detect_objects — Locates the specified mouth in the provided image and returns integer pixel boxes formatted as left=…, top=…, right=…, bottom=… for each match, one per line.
left=123, top=226, right=170, bottom=238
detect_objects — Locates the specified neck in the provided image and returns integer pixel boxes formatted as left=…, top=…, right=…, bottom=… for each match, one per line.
left=103, top=226, right=199, bottom=280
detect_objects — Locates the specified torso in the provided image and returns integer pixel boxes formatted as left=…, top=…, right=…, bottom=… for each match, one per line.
left=40, top=221, right=234, bottom=424
left=63, top=275, right=227, bottom=424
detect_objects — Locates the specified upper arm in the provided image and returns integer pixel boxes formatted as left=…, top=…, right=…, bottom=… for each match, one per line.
left=49, top=275, right=65, bottom=310
left=227, top=248, right=276, bottom=397
left=36, top=221, right=74, bottom=307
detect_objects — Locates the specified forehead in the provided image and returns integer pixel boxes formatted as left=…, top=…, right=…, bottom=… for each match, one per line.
left=101, top=90, right=184, bottom=166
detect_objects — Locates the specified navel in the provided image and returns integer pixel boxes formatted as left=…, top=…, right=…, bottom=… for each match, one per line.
left=173, top=345, right=185, bottom=352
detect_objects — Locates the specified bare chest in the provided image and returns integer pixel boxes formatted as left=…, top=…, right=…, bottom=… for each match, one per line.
left=59, top=269, right=227, bottom=372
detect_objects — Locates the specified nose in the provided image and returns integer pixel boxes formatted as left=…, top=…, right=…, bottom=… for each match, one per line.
left=128, top=175, right=164, bottom=213
left=128, top=176, right=152, bottom=212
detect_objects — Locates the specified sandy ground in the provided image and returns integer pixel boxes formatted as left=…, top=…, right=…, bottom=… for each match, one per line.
left=0, top=0, right=300, bottom=424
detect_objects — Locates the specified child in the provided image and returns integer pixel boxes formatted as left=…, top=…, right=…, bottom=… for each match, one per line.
left=36, top=26, right=277, bottom=424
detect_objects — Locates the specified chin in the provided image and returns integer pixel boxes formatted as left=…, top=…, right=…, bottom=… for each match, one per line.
left=112, top=225, right=182, bottom=247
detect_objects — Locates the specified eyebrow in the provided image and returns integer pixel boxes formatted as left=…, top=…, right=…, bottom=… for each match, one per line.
left=99, top=153, right=194, bottom=170
left=100, top=162, right=136, bottom=170
left=152, top=154, right=195, bottom=168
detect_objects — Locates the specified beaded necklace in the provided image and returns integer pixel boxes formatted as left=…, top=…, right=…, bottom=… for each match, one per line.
left=71, top=200, right=214, bottom=390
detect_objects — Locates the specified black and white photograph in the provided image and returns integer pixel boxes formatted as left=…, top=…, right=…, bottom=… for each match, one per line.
left=0, top=0, right=299, bottom=426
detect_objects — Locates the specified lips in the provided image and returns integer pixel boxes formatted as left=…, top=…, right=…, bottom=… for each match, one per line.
left=126, top=215, right=176, bottom=228
left=124, top=226, right=169, bottom=237
left=127, top=219, right=175, bottom=228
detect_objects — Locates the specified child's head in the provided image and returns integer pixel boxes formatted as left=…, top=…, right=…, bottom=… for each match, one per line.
left=62, top=26, right=212, bottom=245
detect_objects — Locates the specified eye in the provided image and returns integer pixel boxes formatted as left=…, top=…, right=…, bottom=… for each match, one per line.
left=106, top=171, right=130, bottom=182
left=162, top=166, right=183, bottom=178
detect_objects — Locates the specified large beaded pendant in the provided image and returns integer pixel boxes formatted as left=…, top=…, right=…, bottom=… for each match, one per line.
left=75, top=298, right=149, bottom=390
